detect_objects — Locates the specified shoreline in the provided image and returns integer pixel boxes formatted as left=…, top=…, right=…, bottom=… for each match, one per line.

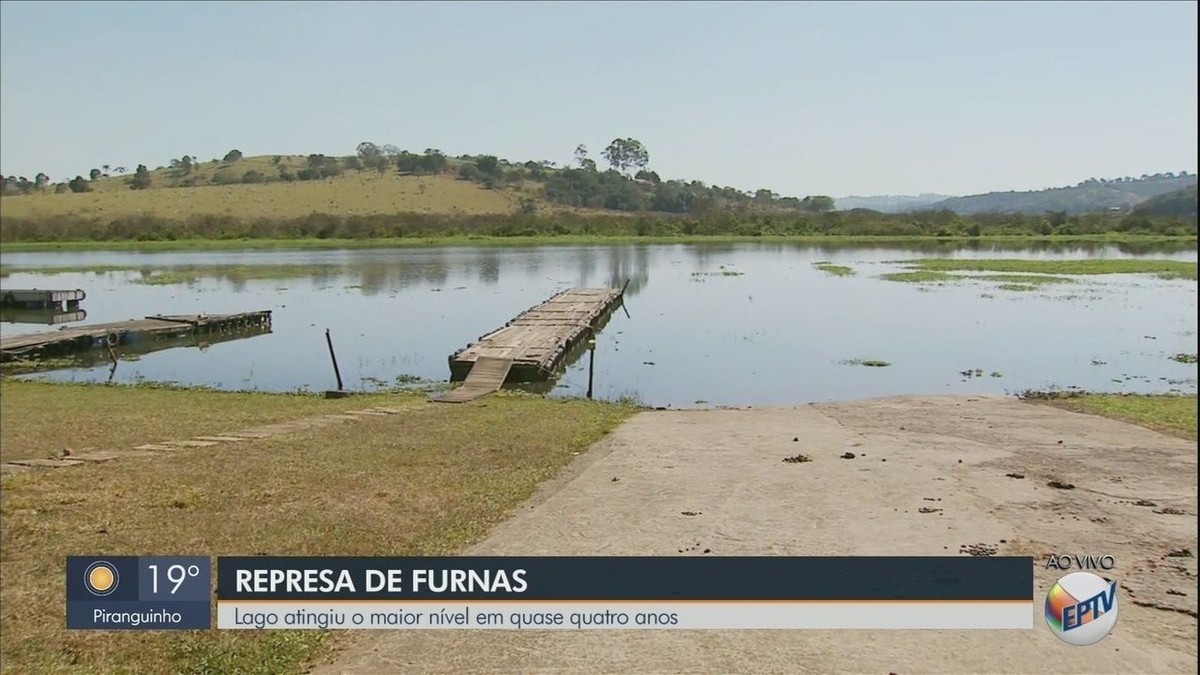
left=1, top=233, right=1196, bottom=253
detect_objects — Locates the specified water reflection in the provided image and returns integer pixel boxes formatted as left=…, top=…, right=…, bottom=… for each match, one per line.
left=1, top=307, right=88, bottom=325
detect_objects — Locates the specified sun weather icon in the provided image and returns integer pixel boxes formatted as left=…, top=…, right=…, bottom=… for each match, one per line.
left=84, top=560, right=119, bottom=597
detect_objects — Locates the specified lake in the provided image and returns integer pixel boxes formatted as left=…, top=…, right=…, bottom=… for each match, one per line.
left=1, top=241, right=1196, bottom=407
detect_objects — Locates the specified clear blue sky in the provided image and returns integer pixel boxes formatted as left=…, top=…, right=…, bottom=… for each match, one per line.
left=1, top=1, right=1196, bottom=197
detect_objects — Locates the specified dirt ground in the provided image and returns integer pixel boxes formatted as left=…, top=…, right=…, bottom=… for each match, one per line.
left=317, top=395, right=1197, bottom=674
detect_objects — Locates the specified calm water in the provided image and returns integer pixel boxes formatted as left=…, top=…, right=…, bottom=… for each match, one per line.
left=2, top=242, right=1196, bottom=407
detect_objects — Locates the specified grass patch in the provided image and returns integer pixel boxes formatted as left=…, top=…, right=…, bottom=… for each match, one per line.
left=1169, top=353, right=1198, bottom=364
left=997, top=283, right=1037, bottom=291
left=813, top=261, right=855, bottom=277
left=878, top=270, right=957, bottom=283
left=841, top=358, right=891, bottom=367
left=0, top=382, right=636, bottom=673
left=903, top=258, right=1197, bottom=280
left=0, top=380, right=402, bottom=462
left=0, top=358, right=81, bottom=376
left=968, top=274, right=1076, bottom=285
left=1020, top=391, right=1197, bottom=439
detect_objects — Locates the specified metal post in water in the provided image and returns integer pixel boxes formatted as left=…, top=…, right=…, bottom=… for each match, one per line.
left=325, top=328, right=344, bottom=391
left=587, top=331, right=596, bottom=400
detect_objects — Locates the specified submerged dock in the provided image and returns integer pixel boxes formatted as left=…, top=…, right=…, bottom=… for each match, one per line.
left=438, top=287, right=624, bottom=401
left=0, top=311, right=272, bottom=362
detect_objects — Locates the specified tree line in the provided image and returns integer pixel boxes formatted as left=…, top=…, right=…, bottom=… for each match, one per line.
left=2, top=204, right=1194, bottom=244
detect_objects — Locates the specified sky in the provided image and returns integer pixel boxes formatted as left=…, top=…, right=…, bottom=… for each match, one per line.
left=1, top=1, right=1196, bottom=197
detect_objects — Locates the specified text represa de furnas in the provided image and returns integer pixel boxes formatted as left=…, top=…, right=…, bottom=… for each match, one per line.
left=235, top=568, right=528, bottom=594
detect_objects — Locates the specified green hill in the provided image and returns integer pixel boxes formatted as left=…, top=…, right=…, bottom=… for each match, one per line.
left=928, top=173, right=1196, bottom=215
left=1132, top=184, right=1198, bottom=217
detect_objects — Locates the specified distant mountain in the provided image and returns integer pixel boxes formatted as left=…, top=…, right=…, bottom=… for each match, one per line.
left=926, top=173, right=1196, bottom=216
left=834, top=194, right=954, bottom=213
left=1131, top=184, right=1198, bottom=217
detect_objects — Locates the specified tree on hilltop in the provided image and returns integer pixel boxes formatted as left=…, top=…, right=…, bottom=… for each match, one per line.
left=356, top=142, right=380, bottom=159
left=476, top=155, right=499, bottom=174
left=89, top=168, right=102, bottom=181
left=418, top=148, right=447, bottom=174
left=128, top=164, right=152, bottom=190
left=68, top=175, right=92, bottom=193
left=601, top=138, right=649, bottom=176
left=223, top=149, right=243, bottom=162
left=800, top=195, right=835, bottom=213
left=171, top=156, right=196, bottom=174
left=356, top=142, right=392, bottom=174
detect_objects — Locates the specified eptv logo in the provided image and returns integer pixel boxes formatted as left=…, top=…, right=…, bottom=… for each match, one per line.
left=1044, top=572, right=1119, bottom=646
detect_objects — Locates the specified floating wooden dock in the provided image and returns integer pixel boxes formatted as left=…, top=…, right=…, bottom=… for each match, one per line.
left=0, top=311, right=272, bottom=362
left=446, top=287, right=624, bottom=386
left=1, top=322, right=274, bottom=376
left=1, top=288, right=85, bottom=310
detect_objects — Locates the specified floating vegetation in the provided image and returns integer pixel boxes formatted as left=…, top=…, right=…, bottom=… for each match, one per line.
left=1170, top=353, right=1198, bottom=364
left=879, top=270, right=955, bottom=283
left=880, top=268, right=1075, bottom=289
left=971, top=274, right=1076, bottom=285
left=842, top=358, right=891, bottom=368
left=813, top=261, right=855, bottom=277
left=895, top=258, right=1197, bottom=280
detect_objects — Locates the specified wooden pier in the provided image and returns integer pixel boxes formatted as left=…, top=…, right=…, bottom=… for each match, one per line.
left=444, top=287, right=624, bottom=393
left=0, top=311, right=272, bottom=362
left=1, top=288, right=85, bottom=310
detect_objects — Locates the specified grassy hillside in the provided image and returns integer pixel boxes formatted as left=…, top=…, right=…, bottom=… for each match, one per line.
left=928, top=174, right=1196, bottom=215
left=1132, top=183, right=1198, bottom=217
left=1, top=156, right=532, bottom=220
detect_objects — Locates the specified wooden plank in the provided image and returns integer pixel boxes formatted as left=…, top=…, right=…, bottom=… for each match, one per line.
left=431, top=356, right=514, bottom=403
